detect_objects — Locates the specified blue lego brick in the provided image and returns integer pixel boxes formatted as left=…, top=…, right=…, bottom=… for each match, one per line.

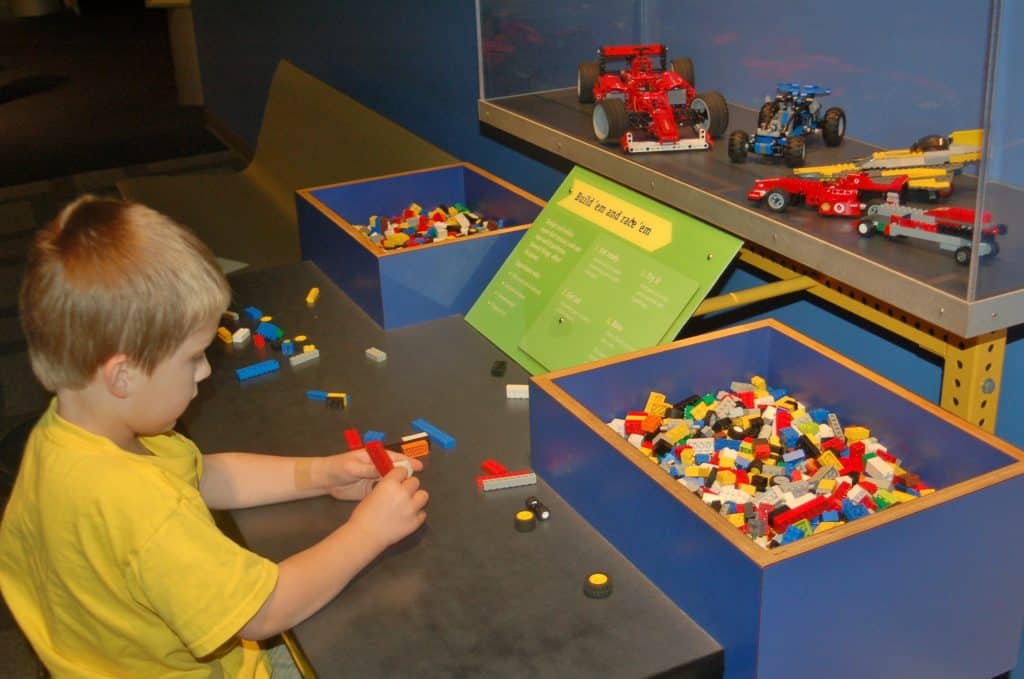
left=236, top=359, right=280, bottom=381
left=715, top=439, right=740, bottom=451
left=808, top=408, right=830, bottom=424
left=243, top=306, right=262, bottom=321
left=282, top=340, right=295, bottom=357
left=411, top=418, right=455, bottom=449
left=307, top=389, right=328, bottom=400
left=363, top=430, right=386, bottom=443
left=256, top=322, right=283, bottom=341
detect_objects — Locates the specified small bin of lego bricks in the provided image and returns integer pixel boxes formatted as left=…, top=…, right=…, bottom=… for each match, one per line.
left=297, top=162, right=544, bottom=330
left=527, top=319, right=1024, bottom=679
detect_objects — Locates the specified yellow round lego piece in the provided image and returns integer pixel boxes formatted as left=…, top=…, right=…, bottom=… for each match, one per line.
left=583, top=571, right=613, bottom=598
left=293, top=335, right=308, bottom=342
left=514, top=509, right=536, bottom=533
left=260, top=315, right=273, bottom=322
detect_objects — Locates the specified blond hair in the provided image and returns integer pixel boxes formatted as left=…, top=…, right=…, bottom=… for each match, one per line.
left=20, top=195, right=231, bottom=391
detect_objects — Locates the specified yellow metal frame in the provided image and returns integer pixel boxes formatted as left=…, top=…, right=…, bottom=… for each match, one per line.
left=694, top=245, right=1005, bottom=432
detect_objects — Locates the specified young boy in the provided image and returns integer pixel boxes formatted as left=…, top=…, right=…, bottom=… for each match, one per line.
left=0, top=195, right=430, bottom=677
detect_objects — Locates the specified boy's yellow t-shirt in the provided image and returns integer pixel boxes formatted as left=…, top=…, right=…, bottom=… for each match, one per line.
left=0, top=399, right=280, bottom=678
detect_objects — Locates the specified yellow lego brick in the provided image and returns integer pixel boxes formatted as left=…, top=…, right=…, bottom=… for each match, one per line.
left=815, top=521, right=841, bottom=533
left=751, top=376, right=767, bottom=391
left=919, top=488, right=935, bottom=496
left=892, top=491, right=918, bottom=504
left=950, top=128, right=984, bottom=147
left=216, top=326, right=232, bottom=344
left=305, top=287, right=320, bottom=306
left=678, top=447, right=695, bottom=466
left=690, top=401, right=709, bottom=421
left=844, top=426, right=870, bottom=442
left=303, top=344, right=317, bottom=353
left=664, top=423, right=689, bottom=445
left=738, top=483, right=756, bottom=496
left=644, top=391, right=666, bottom=414
left=817, top=478, right=837, bottom=493
left=684, top=465, right=706, bottom=478
left=718, top=456, right=736, bottom=470
left=818, top=451, right=843, bottom=471
left=717, top=470, right=736, bottom=486
left=727, top=513, right=746, bottom=528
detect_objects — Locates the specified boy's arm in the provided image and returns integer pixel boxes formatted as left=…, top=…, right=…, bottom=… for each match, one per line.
left=201, top=450, right=418, bottom=509
left=238, top=468, right=428, bottom=640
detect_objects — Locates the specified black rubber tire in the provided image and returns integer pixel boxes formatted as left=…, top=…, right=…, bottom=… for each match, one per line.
left=670, top=57, right=695, bottom=87
left=578, top=62, right=599, bottom=104
left=822, top=107, right=846, bottom=146
left=593, top=98, right=629, bottom=144
left=758, top=101, right=779, bottom=128
left=728, top=130, right=749, bottom=163
left=783, top=136, right=806, bottom=167
left=765, top=189, right=790, bottom=212
left=856, top=219, right=876, bottom=237
left=955, top=246, right=971, bottom=265
left=691, top=91, right=729, bottom=138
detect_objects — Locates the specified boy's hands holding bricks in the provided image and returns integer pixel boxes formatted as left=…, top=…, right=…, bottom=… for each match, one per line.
left=324, top=448, right=424, bottom=500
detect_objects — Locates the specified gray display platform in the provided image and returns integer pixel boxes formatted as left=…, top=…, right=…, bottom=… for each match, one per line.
left=180, top=262, right=723, bottom=679
left=479, top=89, right=1024, bottom=338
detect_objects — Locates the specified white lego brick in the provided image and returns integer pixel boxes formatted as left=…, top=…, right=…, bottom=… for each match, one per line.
left=627, top=433, right=645, bottom=449
left=505, top=384, right=529, bottom=399
left=818, top=423, right=836, bottom=439
left=689, top=437, right=715, bottom=455
left=365, top=346, right=387, bottom=362
left=607, top=418, right=626, bottom=437
left=480, top=471, right=537, bottom=492
left=847, top=485, right=869, bottom=503
left=866, top=456, right=894, bottom=481
left=288, top=348, right=320, bottom=367
left=231, top=327, right=250, bottom=345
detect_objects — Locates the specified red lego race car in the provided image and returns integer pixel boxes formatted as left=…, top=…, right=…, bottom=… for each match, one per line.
left=577, top=44, right=728, bottom=153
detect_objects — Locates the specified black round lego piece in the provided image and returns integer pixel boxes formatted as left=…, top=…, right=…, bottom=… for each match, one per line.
left=583, top=572, right=613, bottom=599
left=525, top=496, right=550, bottom=521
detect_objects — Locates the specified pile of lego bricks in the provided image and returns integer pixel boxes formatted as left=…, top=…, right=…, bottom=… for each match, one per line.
left=351, top=202, right=505, bottom=250
left=608, top=377, right=934, bottom=549
left=219, top=304, right=323, bottom=378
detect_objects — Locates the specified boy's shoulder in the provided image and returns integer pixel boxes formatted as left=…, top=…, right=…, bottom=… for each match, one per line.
left=25, top=411, right=202, bottom=514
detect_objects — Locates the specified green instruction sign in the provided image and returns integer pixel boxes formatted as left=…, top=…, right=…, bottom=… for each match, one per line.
left=466, top=166, right=741, bottom=374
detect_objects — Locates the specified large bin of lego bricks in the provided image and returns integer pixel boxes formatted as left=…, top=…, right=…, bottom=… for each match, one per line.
left=528, top=319, right=1024, bottom=679
left=297, top=163, right=544, bottom=329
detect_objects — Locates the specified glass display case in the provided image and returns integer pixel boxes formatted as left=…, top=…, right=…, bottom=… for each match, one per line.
left=477, top=0, right=1023, bottom=338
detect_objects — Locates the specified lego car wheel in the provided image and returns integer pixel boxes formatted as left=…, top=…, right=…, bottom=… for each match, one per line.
left=690, top=91, right=729, bottom=138
left=670, top=56, right=694, bottom=87
left=955, top=246, right=971, bottom=265
left=765, top=189, right=790, bottom=212
left=911, top=134, right=949, bottom=152
left=822, top=107, right=846, bottom=146
left=783, top=136, right=806, bottom=167
left=727, top=130, right=749, bottom=163
left=856, top=219, right=876, bottom=237
left=593, top=99, right=629, bottom=144
left=578, top=62, right=599, bottom=104
left=757, top=101, right=779, bottom=128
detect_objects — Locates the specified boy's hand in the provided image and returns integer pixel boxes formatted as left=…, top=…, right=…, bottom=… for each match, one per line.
left=348, top=468, right=429, bottom=549
left=324, top=449, right=424, bottom=500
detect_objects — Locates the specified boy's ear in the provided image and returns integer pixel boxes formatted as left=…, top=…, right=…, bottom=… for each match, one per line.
left=100, top=354, right=135, bottom=399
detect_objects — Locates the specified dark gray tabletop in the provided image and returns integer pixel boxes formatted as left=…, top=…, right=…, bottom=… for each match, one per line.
left=181, top=261, right=723, bottom=679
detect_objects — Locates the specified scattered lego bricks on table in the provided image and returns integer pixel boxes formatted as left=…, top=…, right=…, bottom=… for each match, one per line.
left=608, top=378, right=934, bottom=549
left=351, top=201, right=507, bottom=251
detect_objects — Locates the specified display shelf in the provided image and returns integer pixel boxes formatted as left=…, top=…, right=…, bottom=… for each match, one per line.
left=478, top=90, right=1024, bottom=338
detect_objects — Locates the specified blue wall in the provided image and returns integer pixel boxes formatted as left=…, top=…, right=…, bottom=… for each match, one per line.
left=190, top=0, right=1024, bottom=451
